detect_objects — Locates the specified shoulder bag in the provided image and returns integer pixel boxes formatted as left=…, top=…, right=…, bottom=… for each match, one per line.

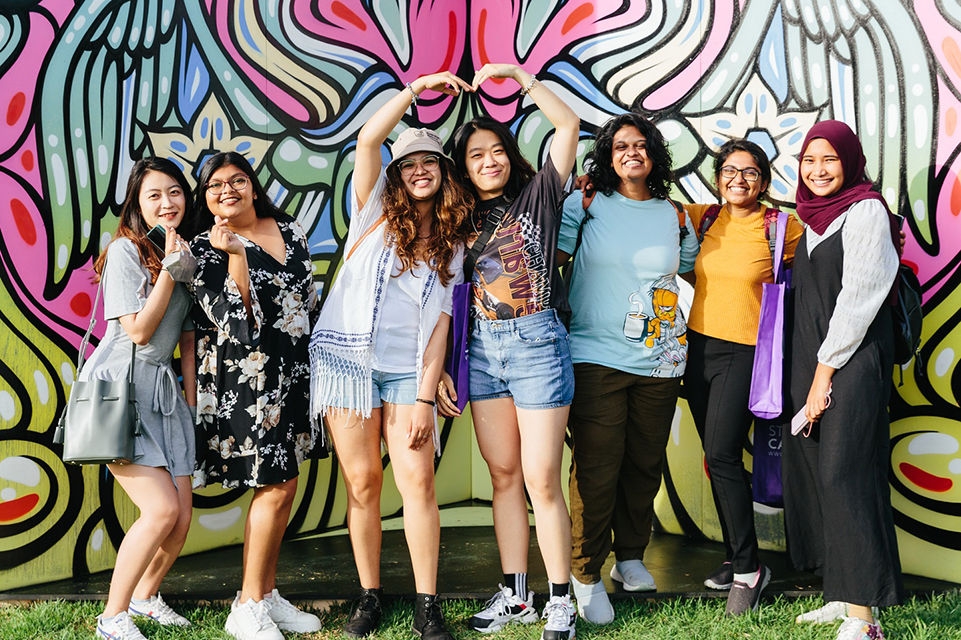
left=53, top=261, right=142, bottom=464
left=444, top=205, right=507, bottom=412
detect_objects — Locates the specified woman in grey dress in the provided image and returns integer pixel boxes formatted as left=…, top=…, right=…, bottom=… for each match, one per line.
left=87, top=158, right=198, bottom=640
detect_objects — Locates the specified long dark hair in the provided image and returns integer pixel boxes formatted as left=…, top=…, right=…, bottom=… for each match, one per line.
left=93, top=157, right=193, bottom=282
left=714, top=139, right=772, bottom=202
left=451, top=116, right=536, bottom=200
left=192, top=151, right=283, bottom=234
left=585, top=112, right=673, bottom=199
left=382, top=157, right=472, bottom=287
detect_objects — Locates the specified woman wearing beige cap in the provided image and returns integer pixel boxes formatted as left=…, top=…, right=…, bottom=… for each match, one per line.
left=308, top=71, right=473, bottom=640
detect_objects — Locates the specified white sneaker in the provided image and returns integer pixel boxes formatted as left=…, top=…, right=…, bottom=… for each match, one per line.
left=96, top=611, right=147, bottom=640
left=263, top=588, right=322, bottom=632
left=796, top=601, right=880, bottom=624
left=225, top=598, right=284, bottom=640
left=610, top=559, right=656, bottom=592
left=835, top=616, right=886, bottom=640
left=468, top=584, right=539, bottom=633
left=570, top=574, right=613, bottom=625
left=128, top=593, right=190, bottom=626
left=541, top=594, right=577, bottom=640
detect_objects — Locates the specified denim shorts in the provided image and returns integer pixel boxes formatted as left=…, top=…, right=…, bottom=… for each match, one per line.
left=371, top=369, right=418, bottom=408
left=469, top=308, right=574, bottom=409
left=323, top=369, right=417, bottom=411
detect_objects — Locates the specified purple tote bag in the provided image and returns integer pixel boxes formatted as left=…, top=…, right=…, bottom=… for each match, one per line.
left=748, top=211, right=789, bottom=420
left=444, top=282, right=471, bottom=412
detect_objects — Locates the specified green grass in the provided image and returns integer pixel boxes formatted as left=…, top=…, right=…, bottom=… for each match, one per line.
left=2, top=591, right=960, bottom=639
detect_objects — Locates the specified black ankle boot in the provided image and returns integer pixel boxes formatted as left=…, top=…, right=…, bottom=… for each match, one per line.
left=411, top=593, right=453, bottom=640
left=344, top=587, right=383, bottom=639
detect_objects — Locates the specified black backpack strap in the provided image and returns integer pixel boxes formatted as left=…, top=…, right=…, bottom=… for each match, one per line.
left=464, top=204, right=507, bottom=282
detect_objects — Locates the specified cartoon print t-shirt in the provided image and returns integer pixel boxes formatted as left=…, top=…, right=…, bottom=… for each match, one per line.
left=469, top=158, right=567, bottom=320
left=558, top=190, right=699, bottom=377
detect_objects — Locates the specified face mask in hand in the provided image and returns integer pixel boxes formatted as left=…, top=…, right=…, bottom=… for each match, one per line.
left=161, top=245, right=198, bottom=282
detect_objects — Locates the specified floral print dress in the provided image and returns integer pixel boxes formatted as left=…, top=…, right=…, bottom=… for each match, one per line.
left=190, top=215, right=322, bottom=488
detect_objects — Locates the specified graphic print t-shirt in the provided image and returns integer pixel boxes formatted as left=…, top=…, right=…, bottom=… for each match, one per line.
left=469, top=158, right=566, bottom=320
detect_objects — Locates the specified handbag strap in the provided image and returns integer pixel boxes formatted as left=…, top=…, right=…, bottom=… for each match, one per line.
left=773, top=211, right=788, bottom=284
left=76, top=267, right=107, bottom=373
left=463, top=203, right=508, bottom=282
left=77, top=254, right=137, bottom=378
left=345, top=214, right=387, bottom=262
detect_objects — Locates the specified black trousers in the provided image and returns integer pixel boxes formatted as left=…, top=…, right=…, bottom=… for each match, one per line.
left=684, top=330, right=760, bottom=574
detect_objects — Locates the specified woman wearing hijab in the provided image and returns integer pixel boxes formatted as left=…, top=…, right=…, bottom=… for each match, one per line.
left=785, top=120, right=904, bottom=640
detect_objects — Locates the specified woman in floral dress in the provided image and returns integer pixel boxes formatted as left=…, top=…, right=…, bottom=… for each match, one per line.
left=190, top=151, right=322, bottom=640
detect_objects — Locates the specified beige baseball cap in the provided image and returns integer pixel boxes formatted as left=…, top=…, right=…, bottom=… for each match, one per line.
left=388, top=128, right=451, bottom=167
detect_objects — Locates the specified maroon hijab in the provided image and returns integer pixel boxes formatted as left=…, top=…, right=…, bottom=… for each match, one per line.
left=795, top=120, right=891, bottom=234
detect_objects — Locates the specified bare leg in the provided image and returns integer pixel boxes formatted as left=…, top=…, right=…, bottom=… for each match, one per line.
left=133, top=475, right=193, bottom=599
left=102, top=465, right=182, bottom=617
left=239, top=478, right=298, bottom=602
left=382, top=402, right=441, bottom=594
left=517, top=406, right=572, bottom=585
left=326, top=410, right=385, bottom=590
left=471, top=398, right=529, bottom=574
left=849, top=604, right=875, bottom=623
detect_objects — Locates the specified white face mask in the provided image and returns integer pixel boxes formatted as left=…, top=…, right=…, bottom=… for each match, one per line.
left=161, top=244, right=198, bottom=282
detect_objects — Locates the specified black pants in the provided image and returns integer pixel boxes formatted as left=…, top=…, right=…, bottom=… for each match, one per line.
left=684, top=331, right=760, bottom=574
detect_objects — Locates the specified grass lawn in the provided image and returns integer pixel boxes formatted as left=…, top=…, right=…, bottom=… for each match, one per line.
left=2, top=591, right=960, bottom=640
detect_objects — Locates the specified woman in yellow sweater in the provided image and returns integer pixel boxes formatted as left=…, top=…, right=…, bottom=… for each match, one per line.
left=683, top=139, right=803, bottom=615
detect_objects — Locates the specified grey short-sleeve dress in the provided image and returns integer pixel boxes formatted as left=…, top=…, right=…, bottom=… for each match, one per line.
left=79, top=239, right=195, bottom=477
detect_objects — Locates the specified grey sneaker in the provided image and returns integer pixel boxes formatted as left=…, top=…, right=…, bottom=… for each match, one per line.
left=703, top=561, right=733, bottom=590
left=570, top=574, right=613, bottom=625
left=610, top=559, right=656, bottom=592
left=724, top=565, right=771, bottom=616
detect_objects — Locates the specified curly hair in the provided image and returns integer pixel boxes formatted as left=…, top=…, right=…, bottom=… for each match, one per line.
left=382, top=157, right=473, bottom=287
left=93, top=157, right=194, bottom=283
left=585, top=112, right=674, bottom=199
left=713, top=139, right=772, bottom=202
left=451, top=117, right=536, bottom=200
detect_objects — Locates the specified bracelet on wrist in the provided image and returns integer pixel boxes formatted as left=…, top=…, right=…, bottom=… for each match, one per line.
left=406, top=82, right=418, bottom=105
left=415, top=397, right=435, bottom=406
left=519, top=74, right=537, bottom=96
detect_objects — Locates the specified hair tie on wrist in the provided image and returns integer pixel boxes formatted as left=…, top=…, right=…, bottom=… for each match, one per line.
left=519, top=75, right=537, bottom=96
left=415, top=397, right=435, bottom=406
left=406, top=82, right=418, bottom=105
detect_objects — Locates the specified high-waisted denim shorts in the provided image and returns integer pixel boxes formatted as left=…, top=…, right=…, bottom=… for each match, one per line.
left=370, top=369, right=418, bottom=408
left=469, top=308, right=574, bottom=409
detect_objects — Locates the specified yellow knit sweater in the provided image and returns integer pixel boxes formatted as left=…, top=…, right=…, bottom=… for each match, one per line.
left=687, top=203, right=804, bottom=345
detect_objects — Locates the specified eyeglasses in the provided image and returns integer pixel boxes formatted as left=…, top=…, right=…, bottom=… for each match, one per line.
left=719, top=166, right=761, bottom=182
left=397, top=154, right=441, bottom=175
left=206, top=176, right=249, bottom=195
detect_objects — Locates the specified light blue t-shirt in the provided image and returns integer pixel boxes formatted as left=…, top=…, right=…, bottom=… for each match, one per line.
left=558, top=190, right=699, bottom=377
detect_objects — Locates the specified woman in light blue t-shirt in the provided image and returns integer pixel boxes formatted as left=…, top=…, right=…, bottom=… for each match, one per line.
left=557, top=112, right=698, bottom=625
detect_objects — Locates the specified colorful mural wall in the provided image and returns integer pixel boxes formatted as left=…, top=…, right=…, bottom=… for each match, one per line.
left=2, top=0, right=960, bottom=590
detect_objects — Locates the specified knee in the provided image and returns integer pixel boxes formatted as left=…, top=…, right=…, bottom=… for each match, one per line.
left=345, top=468, right=384, bottom=507
left=401, top=465, right=436, bottom=498
left=524, top=474, right=562, bottom=506
left=141, top=499, right=181, bottom=536
left=488, top=464, right=523, bottom=492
